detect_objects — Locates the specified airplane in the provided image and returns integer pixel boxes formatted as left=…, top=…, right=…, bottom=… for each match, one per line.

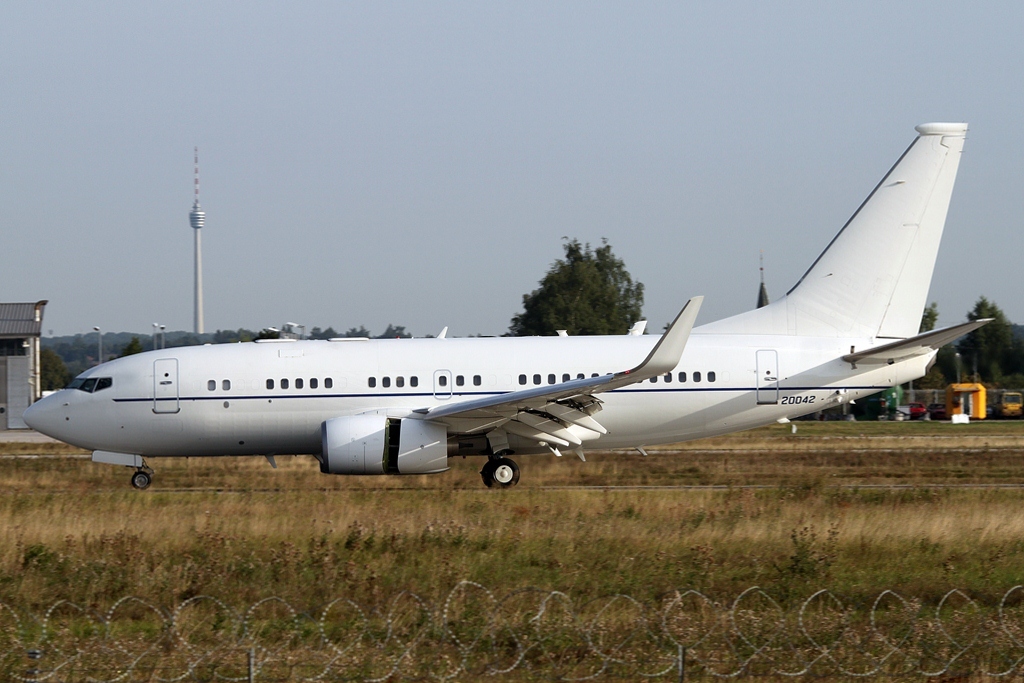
left=25, top=122, right=987, bottom=490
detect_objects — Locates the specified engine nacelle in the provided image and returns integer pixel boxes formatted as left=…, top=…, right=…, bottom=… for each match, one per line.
left=320, top=416, right=449, bottom=475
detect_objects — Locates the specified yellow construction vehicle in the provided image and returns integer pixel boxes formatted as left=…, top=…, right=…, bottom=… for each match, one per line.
left=995, top=391, right=1023, bottom=419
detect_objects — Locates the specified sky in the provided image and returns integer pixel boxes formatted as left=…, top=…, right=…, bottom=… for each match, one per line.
left=2, top=2, right=1021, bottom=337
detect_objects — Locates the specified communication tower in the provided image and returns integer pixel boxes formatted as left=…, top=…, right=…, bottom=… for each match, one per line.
left=189, top=147, right=205, bottom=334
left=756, top=250, right=769, bottom=309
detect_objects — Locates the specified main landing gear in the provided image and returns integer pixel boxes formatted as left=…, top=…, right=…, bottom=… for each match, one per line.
left=480, top=456, right=520, bottom=488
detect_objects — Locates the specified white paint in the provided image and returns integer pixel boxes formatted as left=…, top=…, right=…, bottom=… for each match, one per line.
left=23, top=124, right=980, bottom=488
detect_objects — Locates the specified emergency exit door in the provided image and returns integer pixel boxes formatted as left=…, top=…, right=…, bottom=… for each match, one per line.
left=756, top=350, right=779, bottom=405
left=153, top=359, right=179, bottom=413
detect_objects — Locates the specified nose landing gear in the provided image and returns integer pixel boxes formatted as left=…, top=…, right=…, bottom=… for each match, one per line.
left=480, top=456, right=520, bottom=488
left=92, top=451, right=155, bottom=490
left=130, top=469, right=152, bottom=490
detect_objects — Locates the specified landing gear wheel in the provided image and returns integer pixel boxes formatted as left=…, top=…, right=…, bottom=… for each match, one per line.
left=131, top=470, right=152, bottom=490
left=480, top=460, right=496, bottom=487
left=481, top=457, right=520, bottom=488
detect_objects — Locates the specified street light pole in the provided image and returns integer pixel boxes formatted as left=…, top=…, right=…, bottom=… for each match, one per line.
left=160, top=325, right=166, bottom=350
left=93, top=326, right=102, bottom=365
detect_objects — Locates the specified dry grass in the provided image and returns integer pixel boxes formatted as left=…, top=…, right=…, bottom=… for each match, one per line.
left=3, top=422, right=1024, bottom=613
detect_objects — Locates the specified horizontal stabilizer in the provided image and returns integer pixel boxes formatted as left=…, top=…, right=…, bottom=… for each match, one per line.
left=842, top=319, right=991, bottom=365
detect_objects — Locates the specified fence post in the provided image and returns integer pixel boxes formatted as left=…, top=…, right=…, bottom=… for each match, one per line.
left=248, top=647, right=255, bottom=683
left=678, top=644, right=686, bottom=683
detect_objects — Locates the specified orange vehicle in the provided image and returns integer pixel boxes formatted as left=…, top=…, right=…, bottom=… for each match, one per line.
left=996, top=392, right=1023, bottom=419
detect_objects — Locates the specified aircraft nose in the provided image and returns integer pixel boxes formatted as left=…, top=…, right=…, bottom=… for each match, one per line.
left=23, top=393, right=64, bottom=438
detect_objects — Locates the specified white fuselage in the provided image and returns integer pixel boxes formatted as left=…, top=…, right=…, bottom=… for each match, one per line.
left=26, top=328, right=928, bottom=459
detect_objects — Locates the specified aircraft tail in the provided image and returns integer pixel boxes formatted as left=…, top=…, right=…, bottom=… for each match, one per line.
left=702, top=122, right=968, bottom=339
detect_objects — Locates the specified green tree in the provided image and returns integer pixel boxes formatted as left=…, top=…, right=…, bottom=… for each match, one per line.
left=510, top=239, right=644, bottom=336
left=309, top=326, right=340, bottom=340
left=958, top=297, right=1013, bottom=383
left=213, top=328, right=256, bottom=343
left=920, top=302, right=939, bottom=333
left=119, top=337, right=144, bottom=357
left=913, top=302, right=948, bottom=388
left=40, top=348, right=71, bottom=391
left=377, top=325, right=411, bottom=339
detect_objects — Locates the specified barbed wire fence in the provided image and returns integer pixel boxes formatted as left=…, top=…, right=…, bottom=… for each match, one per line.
left=3, top=582, right=1024, bottom=681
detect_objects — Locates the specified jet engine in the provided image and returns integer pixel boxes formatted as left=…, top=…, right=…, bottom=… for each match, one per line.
left=320, top=416, right=449, bottom=475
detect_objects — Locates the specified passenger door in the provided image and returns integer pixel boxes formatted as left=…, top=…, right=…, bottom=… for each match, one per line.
left=756, top=350, right=779, bottom=405
left=153, top=359, right=180, bottom=414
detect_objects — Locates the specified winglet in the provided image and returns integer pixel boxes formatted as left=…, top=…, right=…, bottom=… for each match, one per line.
left=620, top=296, right=703, bottom=380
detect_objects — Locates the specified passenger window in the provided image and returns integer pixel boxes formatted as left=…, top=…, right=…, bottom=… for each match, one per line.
left=208, top=380, right=216, bottom=391
left=396, top=376, right=405, bottom=388
left=678, top=372, right=687, bottom=382
left=295, top=378, right=303, bottom=389
left=650, top=376, right=657, bottom=383
left=382, top=377, right=391, bottom=388
left=577, top=373, right=585, bottom=380
left=223, top=379, right=231, bottom=391
left=473, top=375, right=481, bottom=386
left=693, top=371, right=701, bottom=383
left=81, top=378, right=97, bottom=393
left=533, top=374, right=541, bottom=385
left=708, top=371, right=716, bottom=382
left=281, top=378, right=290, bottom=389
left=548, top=374, right=556, bottom=384
left=456, top=375, right=465, bottom=386
left=325, top=377, right=334, bottom=389
left=310, top=378, right=318, bottom=389
left=562, top=373, right=570, bottom=382
left=519, top=374, right=527, bottom=385
left=266, top=379, right=274, bottom=390
left=408, top=376, right=416, bottom=388
left=438, top=375, right=448, bottom=387
left=664, top=373, right=672, bottom=383
left=591, top=373, right=599, bottom=378
left=368, top=377, right=376, bottom=388
left=95, top=377, right=113, bottom=392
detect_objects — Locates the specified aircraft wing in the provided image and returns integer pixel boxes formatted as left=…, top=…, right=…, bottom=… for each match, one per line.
left=842, top=319, right=991, bottom=365
left=409, top=297, right=703, bottom=454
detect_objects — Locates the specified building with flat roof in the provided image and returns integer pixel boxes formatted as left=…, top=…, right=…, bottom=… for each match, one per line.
left=0, top=301, right=47, bottom=429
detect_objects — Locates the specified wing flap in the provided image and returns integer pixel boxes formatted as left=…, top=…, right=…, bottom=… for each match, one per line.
left=545, top=403, right=608, bottom=434
left=502, top=421, right=572, bottom=448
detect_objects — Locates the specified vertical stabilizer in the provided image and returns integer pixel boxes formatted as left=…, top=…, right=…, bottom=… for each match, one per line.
left=701, top=123, right=967, bottom=339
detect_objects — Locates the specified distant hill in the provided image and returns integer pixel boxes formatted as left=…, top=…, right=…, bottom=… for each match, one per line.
left=43, top=325, right=415, bottom=378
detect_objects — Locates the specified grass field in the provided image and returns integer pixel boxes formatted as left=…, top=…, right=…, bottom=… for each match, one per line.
left=3, top=421, right=1024, bottom=614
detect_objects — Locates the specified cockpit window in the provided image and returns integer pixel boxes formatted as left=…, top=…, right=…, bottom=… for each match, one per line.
left=66, top=376, right=112, bottom=393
